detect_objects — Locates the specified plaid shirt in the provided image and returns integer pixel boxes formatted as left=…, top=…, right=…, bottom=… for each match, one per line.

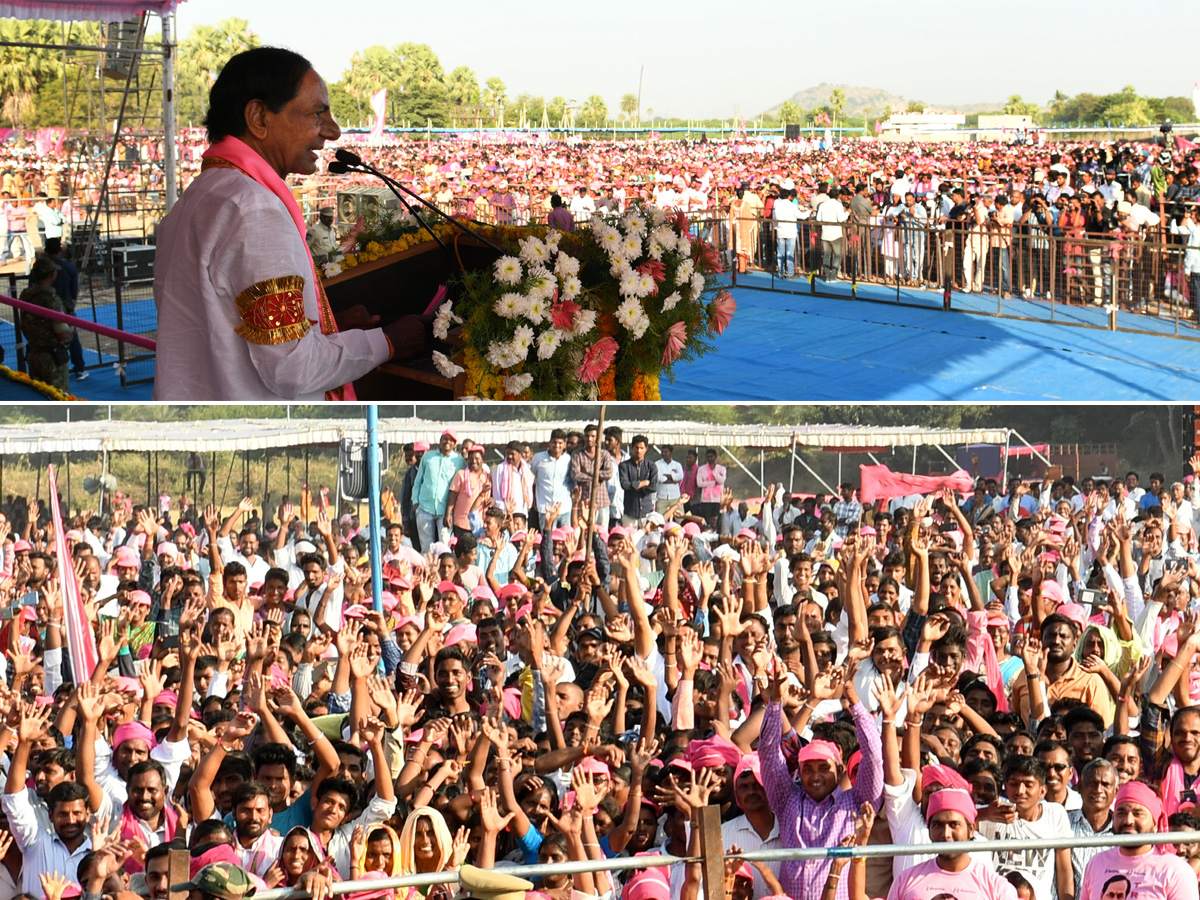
left=833, top=498, right=863, bottom=538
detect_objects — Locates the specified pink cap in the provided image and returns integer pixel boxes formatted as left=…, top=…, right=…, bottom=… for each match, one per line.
left=1057, top=602, right=1089, bottom=634
left=12, top=539, right=31, bottom=552
left=153, top=690, right=179, bottom=707
left=113, top=546, right=140, bottom=568
left=471, top=583, right=498, bottom=603
left=736, top=528, right=757, bottom=539
left=687, top=735, right=742, bottom=769
left=734, top=751, right=762, bottom=786
left=1040, top=580, right=1064, bottom=605
left=682, top=522, right=701, bottom=537
left=130, top=590, right=152, bottom=607
left=550, top=527, right=571, bottom=542
left=444, top=623, right=478, bottom=647
left=496, top=582, right=527, bottom=601
left=502, top=687, right=523, bottom=720
left=623, top=870, right=671, bottom=900
left=113, top=720, right=155, bottom=749
left=378, top=591, right=400, bottom=613
left=922, top=763, right=971, bottom=793
left=927, top=787, right=977, bottom=825
left=113, top=675, right=142, bottom=696
left=65, top=529, right=83, bottom=541
left=413, top=441, right=431, bottom=452
left=1115, top=780, right=1164, bottom=827
left=342, top=604, right=369, bottom=619
left=394, top=614, right=423, bottom=633
left=576, top=756, right=611, bottom=778
left=156, top=541, right=179, bottom=558
left=441, top=428, right=458, bottom=441
left=608, top=525, right=629, bottom=540
left=795, top=739, right=843, bottom=767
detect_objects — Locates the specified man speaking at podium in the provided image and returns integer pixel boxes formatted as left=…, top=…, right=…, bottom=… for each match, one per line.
left=152, top=47, right=426, bottom=400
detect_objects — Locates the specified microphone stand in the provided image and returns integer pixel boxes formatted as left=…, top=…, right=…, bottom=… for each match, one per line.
left=337, top=161, right=456, bottom=268
left=343, top=157, right=507, bottom=254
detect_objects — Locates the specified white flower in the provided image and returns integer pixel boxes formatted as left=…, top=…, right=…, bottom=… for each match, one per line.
left=651, top=225, right=677, bottom=254
left=504, top=373, right=533, bottom=395
left=432, top=300, right=462, bottom=340
left=561, top=274, right=582, bottom=301
left=512, top=324, right=535, bottom=358
left=525, top=295, right=548, bottom=324
left=619, top=270, right=642, bottom=298
left=432, top=351, right=464, bottom=379
left=486, top=341, right=510, bottom=368
left=620, top=234, right=642, bottom=258
left=648, top=206, right=667, bottom=226
left=555, top=252, right=580, bottom=278
left=629, top=312, right=650, bottom=340
left=321, top=261, right=343, bottom=278
left=496, top=343, right=523, bottom=368
left=537, top=328, right=565, bottom=360
left=545, top=229, right=563, bottom=249
left=610, top=256, right=634, bottom=279
left=596, top=226, right=622, bottom=254
left=662, top=291, right=682, bottom=312
left=638, top=273, right=657, bottom=297
left=675, top=258, right=695, bottom=285
left=518, top=236, right=549, bottom=266
left=573, top=309, right=598, bottom=336
left=495, top=292, right=527, bottom=318
left=690, top=272, right=705, bottom=298
left=616, top=297, right=644, bottom=331
left=622, top=213, right=647, bottom=236
left=526, top=266, right=556, bottom=302
left=494, top=256, right=523, bottom=285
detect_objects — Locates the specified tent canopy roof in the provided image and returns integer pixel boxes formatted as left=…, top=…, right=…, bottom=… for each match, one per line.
left=0, top=1, right=180, bottom=21
left=0, top=418, right=1012, bottom=456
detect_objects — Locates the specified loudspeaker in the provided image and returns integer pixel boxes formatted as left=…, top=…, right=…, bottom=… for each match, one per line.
left=336, top=186, right=401, bottom=236
left=102, top=19, right=141, bottom=79
left=785, top=124, right=801, bottom=140
left=338, top=439, right=390, bottom=501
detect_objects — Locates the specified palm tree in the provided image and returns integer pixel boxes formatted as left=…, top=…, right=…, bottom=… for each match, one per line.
left=484, top=76, right=507, bottom=110
left=829, top=87, right=846, bottom=127
left=0, top=20, right=60, bottom=130
left=580, top=95, right=607, bottom=128
left=178, top=18, right=259, bottom=117
left=620, top=92, right=638, bottom=125
left=447, top=66, right=479, bottom=107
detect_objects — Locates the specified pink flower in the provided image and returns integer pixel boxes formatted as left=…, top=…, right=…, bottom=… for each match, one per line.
left=340, top=215, right=367, bottom=253
left=673, top=208, right=689, bottom=234
left=661, top=321, right=687, bottom=366
left=709, top=290, right=736, bottom=335
left=577, top=336, right=619, bottom=384
left=637, top=259, right=667, bottom=284
left=692, top=237, right=723, bottom=274
left=551, top=299, right=580, bottom=332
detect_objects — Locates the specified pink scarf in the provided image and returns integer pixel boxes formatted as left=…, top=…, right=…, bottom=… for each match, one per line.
left=119, top=798, right=179, bottom=872
left=200, top=136, right=356, bottom=401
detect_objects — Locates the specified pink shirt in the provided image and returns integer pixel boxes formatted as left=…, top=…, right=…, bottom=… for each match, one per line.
left=887, top=857, right=1018, bottom=900
left=448, top=468, right=489, bottom=530
left=1080, top=848, right=1199, bottom=900
left=695, top=463, right=726, bottom=504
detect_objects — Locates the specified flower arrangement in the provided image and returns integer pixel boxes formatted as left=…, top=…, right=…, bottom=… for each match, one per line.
left=0, top=364, right=81, bottom=401
left=324, top=205, right=733, bottom=400
left=447, top=206, right=731, bottom=400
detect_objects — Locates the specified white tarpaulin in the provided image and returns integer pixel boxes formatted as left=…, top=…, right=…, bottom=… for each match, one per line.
left=0, top=418, right=1012, bottom=456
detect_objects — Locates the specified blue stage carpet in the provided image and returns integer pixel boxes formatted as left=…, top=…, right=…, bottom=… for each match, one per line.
left=662, top=276, right=1200, bottom=401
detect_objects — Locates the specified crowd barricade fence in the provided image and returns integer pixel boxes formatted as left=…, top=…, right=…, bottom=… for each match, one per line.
left=234, top=826, right=1200, bottom=900
left=714, top=212, right=1198, bottom=340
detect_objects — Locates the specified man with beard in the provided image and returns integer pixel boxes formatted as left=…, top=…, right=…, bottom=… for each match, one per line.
left=2, top=705, right=93, bottom=893
left=229, top=782, right=281, bottom=877
left=887, top=789, right=1017, bottom=900
left=1080, top=782, right=1198, bottom=900
left=721, top=753, right=781, bottom=899
left=1009, top=614, right=1114, bottom=728
left=1070, top=759, right=1118, bottom=898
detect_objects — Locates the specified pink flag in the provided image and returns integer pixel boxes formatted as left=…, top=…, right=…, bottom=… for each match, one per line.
left=368, top=88, right=387, bottom=144
left=34, top=127, right=64, bottom=158
left=874, top=119, right=882, bottom=134
left=858, top=464, right=974, bottom=504
left=49, top=465, right=98, bottom=685
left=1177, top=136, right=1197, bottom=151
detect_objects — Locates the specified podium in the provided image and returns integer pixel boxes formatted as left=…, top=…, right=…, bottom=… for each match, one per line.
left=322, top=233, right=502, bottom=399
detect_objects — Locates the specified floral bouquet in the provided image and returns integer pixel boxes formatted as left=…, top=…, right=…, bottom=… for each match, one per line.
left=434, top=206, right=734, bottom=400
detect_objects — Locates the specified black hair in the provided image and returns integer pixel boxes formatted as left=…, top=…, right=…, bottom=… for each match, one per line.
left=222, top=561, right=247, bottom=580
left=205, top=47, right=315, bottom=142
left=191, top=819, right=235, bottom=848
left=1063, top=706, right=1105, bottom=734
left=316, top=775, right=359, bottom=810
left=127, top=759, right=167, bottom=785
left=264, top=567, right=290, bottom=587
left=47, top=780, right=89, bottom=811
left=252, top=742, right=298, bottom=780
left=232, top=781, right=272, bottom=808
left=1003, top=754, right=1047, bottom=784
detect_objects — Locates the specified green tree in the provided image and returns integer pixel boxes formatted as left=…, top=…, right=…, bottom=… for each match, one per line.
left=0, top=20, right=63, bottom=129
left=1105, top=85, right=1151, bottom=125
left=512, top=93, right=544, bottom=128
left=580, top=94, right=607, bottom=127
left=829, top=87, right=845, bottom=124
left=547, top=96, right=567, bottom=127
left=1002, top=94, right=1040, bottom=117
left=447, top=65, right=479, bottom=106
left=778, top=101, right=801, bottom=126
left=906, top=101, right=925, bottom=114
left=620, top=92, right=638, bottom=123
left=392, top=43, right=447, bottom=126
left=483, top=76, right=507, bottom=110
left=177, top=18, right=259, bottom=120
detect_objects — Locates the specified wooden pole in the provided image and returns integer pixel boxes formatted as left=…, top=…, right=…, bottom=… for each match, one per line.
left=584, top=405, right=607, bottom=564
left=167, top=848, right=190, bottom=900
left=697, top=804, right=727, bottom=900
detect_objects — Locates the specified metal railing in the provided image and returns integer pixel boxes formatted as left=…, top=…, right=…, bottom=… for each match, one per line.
left=711, top=212, right=1200, bottom=339
left=247, top=826, right=1200, bottom=900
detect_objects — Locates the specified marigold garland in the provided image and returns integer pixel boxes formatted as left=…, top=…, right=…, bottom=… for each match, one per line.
left=0, top=364, right=81, bottom=401
left=630, top=371, right=647, bottom=401
left=644, top=372, right=661, bottom=401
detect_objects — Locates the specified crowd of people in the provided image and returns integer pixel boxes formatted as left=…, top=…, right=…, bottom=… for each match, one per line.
left=1, top=422, right=1200, bottom=900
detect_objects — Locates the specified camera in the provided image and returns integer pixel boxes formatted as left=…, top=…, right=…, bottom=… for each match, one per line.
left=1161, top=120, right=1174, bottom=135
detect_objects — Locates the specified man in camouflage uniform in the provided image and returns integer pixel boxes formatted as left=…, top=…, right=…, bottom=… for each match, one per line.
left=19, top=255, right=71, bottom=392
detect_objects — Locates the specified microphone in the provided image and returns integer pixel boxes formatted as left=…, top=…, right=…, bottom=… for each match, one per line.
left=335, top=147, right=363, bottom=167
left=327, top=160, right=351, bottom=175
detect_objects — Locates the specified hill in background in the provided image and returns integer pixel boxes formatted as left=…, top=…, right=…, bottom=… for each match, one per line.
left=763, top=82, right=1003, bottom=117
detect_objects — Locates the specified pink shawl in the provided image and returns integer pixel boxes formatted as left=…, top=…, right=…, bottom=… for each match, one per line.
left=200, top=135, right=356, bottom=401
left=119, top=798, right=180, bottom=872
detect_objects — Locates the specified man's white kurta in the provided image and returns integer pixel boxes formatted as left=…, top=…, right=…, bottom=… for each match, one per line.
left=153, top=166, right=390, bottom=400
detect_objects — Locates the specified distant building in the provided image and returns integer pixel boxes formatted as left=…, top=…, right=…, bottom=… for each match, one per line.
left=880, top=112, right=966, bottom=135
left=977, top=114, right=1034, bottom=130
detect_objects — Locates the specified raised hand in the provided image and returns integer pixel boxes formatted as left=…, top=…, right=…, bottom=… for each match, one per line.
left=871, top=673, right=903, bottom=721
left=75, top=682, right=106, bottom=725
left=450, top=825, right=471, bottom=867
left=479, top=786, right=515, bottom=834
left=678, top=627, right=703, bottom=673
left=221, top=711, right=259, bottom=745
left=39, top=872, right=70, bottom=900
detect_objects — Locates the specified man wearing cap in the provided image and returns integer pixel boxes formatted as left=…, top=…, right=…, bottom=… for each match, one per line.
left=173, top=862, right=261, bottom=900
left=722, top=752, right=783, bottom=899
left=1080, top=782, right=1199, bottom=900
left=887, top=789, right=1018, bottom=900
left=306, top=206, right=338, bottom=264
left=412, top=429, right=465, bottom=552
left=456, top=864, right=533, bottom=900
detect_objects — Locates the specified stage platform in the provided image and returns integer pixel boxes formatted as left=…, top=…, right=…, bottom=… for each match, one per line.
left=662, top=273, right=1200, bottom=402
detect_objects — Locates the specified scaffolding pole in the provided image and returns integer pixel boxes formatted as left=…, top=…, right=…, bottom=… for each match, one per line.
left=790, top=446, right=837, bottom=495
left=718, top=443, right=763, bottom=491
left=161, top=12, right=177, bottom=212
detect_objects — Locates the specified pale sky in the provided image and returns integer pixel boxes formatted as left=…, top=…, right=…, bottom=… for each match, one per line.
left=175, top=0, right=1198, bottom=121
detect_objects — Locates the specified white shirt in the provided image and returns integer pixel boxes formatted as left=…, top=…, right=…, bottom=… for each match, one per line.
left=882, top=769, right=992, bottom=878
left=816, top=198, right=849, bottom=240
left=721, top=815, right=781, bottom=899
left=237, top=830, right=284, bottom=877
left=153, top=167, right=390, bottom=400
left=655, top=458, right=684, bottom=502
left=216, top=535, right=271, bottom=585
left=94, top=733, right=193, bottom=812
left=2, top=787, right=94, bottom=895
left=978, top=800, right=1071, bottom=900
